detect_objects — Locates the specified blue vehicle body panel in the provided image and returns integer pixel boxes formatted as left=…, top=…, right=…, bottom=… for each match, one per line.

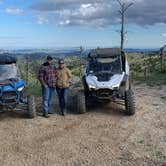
left=0, top=57, right=32, bottom=115
left=0, top=80, right=26, bottom=110
left=0, top=80, right=25, bottom=97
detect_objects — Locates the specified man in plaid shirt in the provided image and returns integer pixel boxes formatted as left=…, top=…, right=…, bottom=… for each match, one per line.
left=38, top=56, right=56, bottom=118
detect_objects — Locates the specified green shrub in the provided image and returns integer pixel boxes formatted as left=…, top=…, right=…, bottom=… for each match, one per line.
left=26, top=84, right=41, bottom=96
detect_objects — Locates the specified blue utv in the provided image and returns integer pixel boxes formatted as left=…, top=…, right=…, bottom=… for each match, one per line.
left=0, top=55, right=36, bottom=118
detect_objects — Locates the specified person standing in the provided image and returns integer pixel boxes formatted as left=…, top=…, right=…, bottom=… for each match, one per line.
left=38, top=56, right=56, bottom=118
left=56, top=59, right=72, bottom=116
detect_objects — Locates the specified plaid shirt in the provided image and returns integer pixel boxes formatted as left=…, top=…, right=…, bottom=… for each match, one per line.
left=38, top=62, right=56, bottom=88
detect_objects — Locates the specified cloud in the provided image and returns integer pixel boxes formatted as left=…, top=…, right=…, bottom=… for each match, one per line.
left=31, top=0, right=166, bottom=28
left=5, top=8, right=23, bottom=15
left=31, top=0, right=103, bottom=11
left=160, top=33, right=166, bottom=37
left=57, top=2, right=114, bottom=27
left=126, top=0, right=166, bottom=25
left=37, top=15, right=49, bottom=24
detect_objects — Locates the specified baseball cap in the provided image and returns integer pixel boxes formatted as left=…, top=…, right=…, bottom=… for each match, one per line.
left=58, top=59, right=64, bottom=64
left=47, top=56, right=53, bottom=61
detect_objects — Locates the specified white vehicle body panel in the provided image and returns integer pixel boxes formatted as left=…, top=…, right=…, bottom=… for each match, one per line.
left=125, top=59, right=129, bottom=76
left=85, top=72, right=125, bottom=90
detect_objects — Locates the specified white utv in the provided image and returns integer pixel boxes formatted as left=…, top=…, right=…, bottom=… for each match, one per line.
left=75, top=48, right=135, bottom=115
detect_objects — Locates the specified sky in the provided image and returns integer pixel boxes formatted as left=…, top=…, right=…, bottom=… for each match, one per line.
left=0, top=0, right=166, bottom=49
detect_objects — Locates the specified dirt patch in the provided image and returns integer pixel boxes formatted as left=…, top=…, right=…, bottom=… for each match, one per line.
left=0, top=85, right=166, bottom=166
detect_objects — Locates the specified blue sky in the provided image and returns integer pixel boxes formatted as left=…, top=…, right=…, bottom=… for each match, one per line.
left=0, top=0, right=166, bottom=49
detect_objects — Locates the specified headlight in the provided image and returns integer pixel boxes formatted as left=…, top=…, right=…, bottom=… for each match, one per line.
left=112, top=84, right=119, bottom=89
left=88, top=84, right=96, bottom=89
left=17, top=86, right=25, bottom=92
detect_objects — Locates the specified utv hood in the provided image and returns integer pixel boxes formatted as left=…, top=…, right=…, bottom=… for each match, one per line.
left=0, top=80, right=25, bottom=96
left=86, top=72, right=125, bottom=90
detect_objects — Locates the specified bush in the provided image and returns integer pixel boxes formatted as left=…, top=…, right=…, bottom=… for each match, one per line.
left=129, top=53, right=166, bottom=85
left=26, top=84, right=41, bottom=96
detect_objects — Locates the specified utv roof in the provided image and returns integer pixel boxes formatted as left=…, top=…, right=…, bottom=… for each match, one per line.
left=0, top=55, right=17, bottom=64
left=88, top=48, right=122, bottom=58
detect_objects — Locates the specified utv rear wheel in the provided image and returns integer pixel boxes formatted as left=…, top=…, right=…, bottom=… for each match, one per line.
left=75, top=91, right=86, bottom=114
left=125, top=90, right=135, bottom=115
left=27, top=95, right=36, bottom=118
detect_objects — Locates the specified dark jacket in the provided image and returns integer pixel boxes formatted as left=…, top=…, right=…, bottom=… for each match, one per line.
left=38, top=62, right=56, bottom=88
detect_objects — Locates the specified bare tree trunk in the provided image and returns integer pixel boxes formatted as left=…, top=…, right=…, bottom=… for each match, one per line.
left=117, top=0, right=133, bottom=51
left=121, top=5, right=125, bottom=51
left=26, top=55, right=30, bottom=85
left=79, top=46, right=83, bottom=78
left=159, top=45, right=166, bottom=71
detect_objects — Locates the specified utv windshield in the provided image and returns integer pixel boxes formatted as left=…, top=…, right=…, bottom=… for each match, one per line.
left=88, top=56, right=121, bottom=74
left=0, top=64, right=20, bottom=81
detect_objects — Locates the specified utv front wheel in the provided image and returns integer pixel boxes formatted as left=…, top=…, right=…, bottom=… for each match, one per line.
left=75, top=91, right=86, bottom=114
left=27, top=95, right=36, bottom=118
left=125, top=90, right=135, bottom=115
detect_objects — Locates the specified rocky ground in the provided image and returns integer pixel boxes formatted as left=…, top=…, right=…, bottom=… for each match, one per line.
left=0, top=85, right=166, bottom=166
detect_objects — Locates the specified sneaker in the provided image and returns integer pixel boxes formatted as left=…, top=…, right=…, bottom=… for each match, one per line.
left=61, top=111, right=64, bottom=116
left=43, top=113, right=50, bottom=118
left=48, top=112, right=54, bottom=114
left=61, top=109, right=67, bottom=116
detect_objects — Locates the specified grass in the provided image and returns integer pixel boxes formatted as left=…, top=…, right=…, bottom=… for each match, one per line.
left=161, top=96, right=166, bottom=100
left=26, top=84, right=41, bottom=96
left=146, top=72, right=166, bottom=86
left=153, top=151, right=163, bottom=159
left=138, top=139, right=144, bottom=144
left=131, top=72, right=166, bottom=86
left=129, top=52, right=166, bottom=86
left=161, top=162, right=166, bottom=166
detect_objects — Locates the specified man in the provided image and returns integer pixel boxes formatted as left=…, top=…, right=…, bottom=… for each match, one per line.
left=38, top=56, right=56, bottom=118
left=56, top=59, right=72, bottom=116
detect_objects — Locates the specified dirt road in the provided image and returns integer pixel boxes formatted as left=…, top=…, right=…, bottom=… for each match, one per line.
left=0, top=85, right=166, bottom=166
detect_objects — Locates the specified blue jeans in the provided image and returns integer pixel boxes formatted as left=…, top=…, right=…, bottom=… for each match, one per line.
left=56, top=88, right=68, bottom=113
left=42, top=87, right=55, bottom=114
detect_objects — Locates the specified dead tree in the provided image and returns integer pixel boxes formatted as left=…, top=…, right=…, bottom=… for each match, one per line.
left=79, top=46, right=84, bottom=78
left=116, top=0, right=133, bottom=51
left=160, top=45, right=166, bottom=61
left=159, top=45, right=166, bottom=70
left=26, top=55, right=30, bottom=85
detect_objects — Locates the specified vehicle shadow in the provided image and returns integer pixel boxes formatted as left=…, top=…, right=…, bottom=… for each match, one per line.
left=0, top=110, right=29, bottom=120
left=87, top=101, right=125, bottom=116
left=35, top=97, right=125, bottom=117
left=36, top=102, right=64, bottom=117
left=65, top=100, right=125, bottom=116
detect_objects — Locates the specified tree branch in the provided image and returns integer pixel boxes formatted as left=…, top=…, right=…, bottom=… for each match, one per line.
left=116, top=0, right=123, bottom=7
left=124, top=3, right=134, bottom=12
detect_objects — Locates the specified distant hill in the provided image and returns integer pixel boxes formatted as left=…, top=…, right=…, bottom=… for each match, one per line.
left=0, top=47, right=160, bottom=61
left=124, top=48, right=159, bottom=54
